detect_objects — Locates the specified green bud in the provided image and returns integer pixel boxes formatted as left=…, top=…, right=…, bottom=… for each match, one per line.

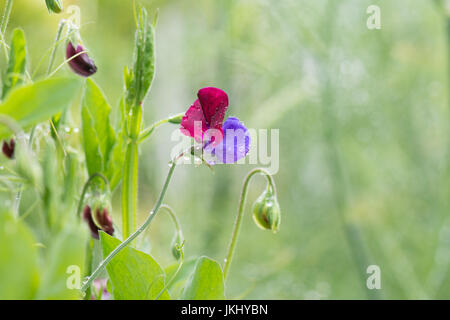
left=167, top=113, right=185, bottom=125
left=123, top=66, right=133, bottom=92
left=126, top=8, right=155, bottom=108
left=252, top=186, right=281, bottom=233
left=45, top=0, right=63, bottom=14
left=171, top=232, right=184, bottom=260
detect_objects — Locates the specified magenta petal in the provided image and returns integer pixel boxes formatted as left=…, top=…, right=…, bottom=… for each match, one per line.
left=197, top=87, right=228, bottom=129
left=180, top=87, right=229, bottom=143
left=180, top=99, right=208, bottom=140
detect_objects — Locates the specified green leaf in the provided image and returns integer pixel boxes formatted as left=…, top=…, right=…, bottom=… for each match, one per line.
left=2, top=28, right=27, bottom=99
left=0, top=212, right=40, bottom=299
left=164, top=258, right=197, bottom=299
left=35, top=223, right=87, bottom=299
left=181, top=256, right=225, bottom=300
left=81, top=79, right=120, bottom=188
left=0, top=77, right=79, bottom=139
left=100, top=232, right=170, bottom=300
left=105, top=98, right=127, bottom=190
left=126, top=7, right=155, bottom=108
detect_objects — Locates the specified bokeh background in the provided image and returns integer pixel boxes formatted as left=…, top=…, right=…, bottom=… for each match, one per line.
left=5, top=0, right=450, bottom=299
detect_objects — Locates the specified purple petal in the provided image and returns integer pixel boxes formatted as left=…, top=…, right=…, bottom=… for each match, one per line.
left=211, top=117, right=250, bottom=164
left=66, top=42, right=97, bottom=77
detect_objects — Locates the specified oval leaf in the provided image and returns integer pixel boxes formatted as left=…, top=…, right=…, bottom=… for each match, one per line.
left=0, top=77, right=79, bottom=139
left=181, top=256, right=225, bottom=300
left=2, top=28, right=27, bottom=99
left=81, top=79, right=125, bottom=189
left=100, top=232, right=170, bottom=300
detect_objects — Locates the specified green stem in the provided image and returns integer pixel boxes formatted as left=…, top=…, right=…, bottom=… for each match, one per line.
left=0, top=26, right=8, bottom=59
left=47, top=19, right=66, bottom=76
left=122, top=100, right=143, bottom=243
left=47, top=53, right=69, bottom=154
left=153, top=205, right=185, bottom=300
left=138, top=119, right=168, bottom=144
left=121, top=139, right=138, bottom=242
left=1, top=0, right=13, bottom=36
left=81, top=159, right=177, bottom=293
left=138, top=112, right=185, bottom=144
left=46, top=49, right=87, bottom=78
left=155, top=240, right=184, bottom=300
left=0, top=0, right=12, bottom=61
left=223, top=168, right=275, bottom=281
left=83, top=239, right=94, bottom=300
left=31, top=26, right=77, bottom=79
left=76, top=173, right=109, bottom=218
left=160, top=204, right=183, bottom=238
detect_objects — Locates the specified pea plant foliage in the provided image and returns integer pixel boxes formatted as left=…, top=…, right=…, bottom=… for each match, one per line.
left=0, top=0, right=281, bottom=300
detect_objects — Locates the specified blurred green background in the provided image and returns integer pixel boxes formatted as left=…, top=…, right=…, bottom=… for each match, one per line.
left=5, top=0, right=450, bottom=299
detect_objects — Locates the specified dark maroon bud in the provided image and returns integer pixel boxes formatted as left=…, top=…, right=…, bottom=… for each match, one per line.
left=2, top=139, right=15, bottom=159
left=66, top=42, right=97, bottom=77
left=83, top=205, right=114, bottom=239
left=95, top=207, right=114, bottom=236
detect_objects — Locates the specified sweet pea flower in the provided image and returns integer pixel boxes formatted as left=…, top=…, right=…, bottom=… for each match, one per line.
left=180, top=88, right=250, bottom=164
left=208, top=117, right=250, bottom=164
left=66, top=42, right=97, bottom=77
left=83, top=205, right=114, bottom=239
left=181, top=87, right=228, bottom=144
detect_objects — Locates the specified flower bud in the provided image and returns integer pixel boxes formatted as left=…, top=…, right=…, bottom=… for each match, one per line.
left=2, top=139, right=15, bottom=159
left=125, top=8, right=155, bottom=106
left=83, top=205, right=114, bottom=239
left=171, top=232, right=184, bottom=260
left=45, top=0, right=63, bottom=14
left=252, top=186, right=281, bottom=233
left=167, top=113, right=185, bottom=125
left=66, top=42, right=97, bottom=77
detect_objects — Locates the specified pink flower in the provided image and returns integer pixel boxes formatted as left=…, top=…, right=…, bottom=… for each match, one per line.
left=180, top=87, right=229, bottom=144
